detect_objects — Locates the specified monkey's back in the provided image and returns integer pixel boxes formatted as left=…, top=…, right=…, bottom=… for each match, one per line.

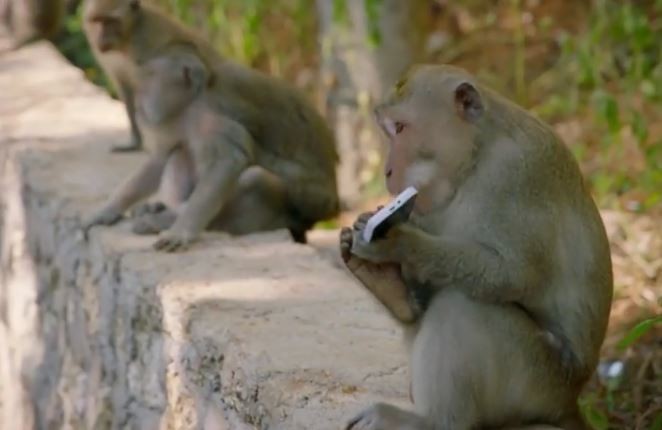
left=206, top=60, right=340, bottom=220
left=475, top=89, right=614, bottom=374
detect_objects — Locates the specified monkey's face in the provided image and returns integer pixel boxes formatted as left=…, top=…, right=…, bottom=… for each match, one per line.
left=85, top=0, right=139, bottom=52
left=136, top=55, right=206, bottom=124
left=375, top=65, right=484, bottom=204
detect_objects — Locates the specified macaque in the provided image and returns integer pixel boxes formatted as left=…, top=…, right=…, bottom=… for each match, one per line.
left=82, top=0, right=218, bottom=151
left=84, top=46, right=339, bottom=251
left=1, top=0, right=64, bottom=48
left=341, top=64, right=613, bottom=429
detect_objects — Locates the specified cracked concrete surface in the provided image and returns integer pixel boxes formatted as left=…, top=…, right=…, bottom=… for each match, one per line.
left=0, top=41, right=408, bottom=429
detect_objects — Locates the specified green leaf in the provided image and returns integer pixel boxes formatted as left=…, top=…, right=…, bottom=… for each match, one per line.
left=332, top=0, right=349, bottom=26
left=617, top=316, right=662, bottom=350
left=580, top=397, right=610, bottom=430
left=365, top=0, right=382, bottom=47
left=593, top=91, right=621, bottom=134
left=651, top=411, right=662, bottom=430
left=632, top=111, right=648, bottom=144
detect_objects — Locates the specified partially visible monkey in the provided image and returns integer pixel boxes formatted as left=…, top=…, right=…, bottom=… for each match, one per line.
left=1, top=0, right=64, bottom=49
left=82, top=0, right=219, bottom=152
left=84, top=46, right=339, bottom=250
left=340, top=64, right=613, bottom=429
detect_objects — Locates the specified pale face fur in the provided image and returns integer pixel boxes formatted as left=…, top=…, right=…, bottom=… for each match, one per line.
left=83, top=0, right=137, bottom=52
left=135, top=51, right=207, bottom=125
left=374, top=65, right=480, bottom=211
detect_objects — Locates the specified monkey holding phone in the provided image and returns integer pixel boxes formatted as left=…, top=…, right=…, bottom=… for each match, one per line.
left=341, top=65, right=613, bottom=430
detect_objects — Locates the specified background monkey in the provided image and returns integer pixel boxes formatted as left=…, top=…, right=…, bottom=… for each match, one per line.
left=84, top=46, right=339, bottom=251
left=341, top=64, right=613, bottom=429
left=82, top=0, right=219, bottom=151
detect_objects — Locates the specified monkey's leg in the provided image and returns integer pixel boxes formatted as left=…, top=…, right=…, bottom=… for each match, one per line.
left=130, top=146, right=195, bottom=226
left=340, top=227, right=418, bottom=323
left=153, top=128, right=253, bottom=251
left=210, top=166, right=291, bottom=235
left=408, top=289, right=581, bottom=430
left=132, top=209, right=177, bottom=235
left=158, top=145, right=195, bottom=209
left=286, top=179, right=340, bottom=243
left=111, top=81, right=143, bottom=152
left=346, top=402, right=433, bottom=430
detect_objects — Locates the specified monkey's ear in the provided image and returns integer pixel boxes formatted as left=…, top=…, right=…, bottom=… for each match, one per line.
left=454, top=82, right=483, bottom=122
left=129, top=0, right=140, bottom=11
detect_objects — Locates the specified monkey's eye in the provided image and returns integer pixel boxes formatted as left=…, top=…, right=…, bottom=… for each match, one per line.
left=395, top=122, right=406, bottom=134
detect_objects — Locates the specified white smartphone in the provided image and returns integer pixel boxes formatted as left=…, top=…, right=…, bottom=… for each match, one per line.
left=362, top=186, right=418, bottom=243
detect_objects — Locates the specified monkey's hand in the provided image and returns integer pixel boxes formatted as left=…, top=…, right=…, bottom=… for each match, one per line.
left=82, top=206, right=124, bottom=237
left=152, top=226, right=197, bottom=252
left=129, top=201, right=167, bottom=218
left=346, top=403, right=432, bottom=430
left=348, top=211, right=404, bottom=264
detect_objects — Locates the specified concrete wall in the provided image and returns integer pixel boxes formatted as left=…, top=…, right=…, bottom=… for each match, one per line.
left=0, top=42, right=408, bottom=430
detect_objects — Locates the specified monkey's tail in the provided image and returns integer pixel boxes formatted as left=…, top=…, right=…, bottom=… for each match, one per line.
left=289, top=227, right=307, bottom=244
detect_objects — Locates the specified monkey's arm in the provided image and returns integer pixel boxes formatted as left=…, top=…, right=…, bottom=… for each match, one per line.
left=352, top=223, right=539, bottom=304
left=396, top=225, right=540, bottom=303
left=153, top=120, right=255, bottom=251
left=84, top=152, right=169, bottom=230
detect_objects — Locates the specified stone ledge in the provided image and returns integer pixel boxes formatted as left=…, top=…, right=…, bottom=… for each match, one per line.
left=0, top=41, right=408, bottom=429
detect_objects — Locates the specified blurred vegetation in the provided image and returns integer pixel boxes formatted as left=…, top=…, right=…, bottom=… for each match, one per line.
left=55, top=0, right=662, bottom=214
left=52, top=1, right=661, bottom=428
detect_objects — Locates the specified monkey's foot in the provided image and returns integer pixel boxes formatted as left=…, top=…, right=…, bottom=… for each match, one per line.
left=130, top=201, right=168, bottom=218
left=132, top=210, right=176, bottom=235
left=347, top=403, right=430, bottom=430
left=340, top=228, right=415, bottom=322
left=82, top=208, right=124, bottom=238
left=110, top=139, right=143, bottom=153
left=152, top=229, right=196, bottom=252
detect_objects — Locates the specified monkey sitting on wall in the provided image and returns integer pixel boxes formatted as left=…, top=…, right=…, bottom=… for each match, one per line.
left=84, top=46, right=339, bottom=251
left=82, top=0, right=221, bottom=151
left=340, top=64, right=613, bottom=430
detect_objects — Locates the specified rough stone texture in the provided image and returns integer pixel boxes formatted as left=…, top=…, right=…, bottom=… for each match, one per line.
left=0, top=41, right=408, bottom=429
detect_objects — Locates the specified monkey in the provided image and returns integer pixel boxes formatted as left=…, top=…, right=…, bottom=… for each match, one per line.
left=81, top=0, right=219, bottom=152
left=340, top=64, right=613, bottom=430
left=1, top=0, right=65, bottom=49
left=83, top=46, right=340, bottom=251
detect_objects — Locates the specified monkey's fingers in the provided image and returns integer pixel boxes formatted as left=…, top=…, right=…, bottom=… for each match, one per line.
left=345, top=411, right=371, bottom=430
left=153, top=238, right=185, bottom=252
left=353, top=215, right=370, bottom=232
left=339, top=227, right=354, bottom=262
left=130, top=201, right=167, bottom=218
left=152, top=231, right=195, bottom=252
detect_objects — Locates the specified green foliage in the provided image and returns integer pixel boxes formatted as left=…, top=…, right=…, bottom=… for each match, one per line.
left=365, top=0, right=383, bottom=47
left=542, top=0, right=662, bottom=211
left=580, top=394, right=610, bottom=430
left=617, top=316, right=662, bottom=350
left=332, top=0, right=350, bottom=26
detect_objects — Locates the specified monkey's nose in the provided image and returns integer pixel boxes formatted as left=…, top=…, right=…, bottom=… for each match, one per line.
left=386, top=168, right=393, bottom=178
